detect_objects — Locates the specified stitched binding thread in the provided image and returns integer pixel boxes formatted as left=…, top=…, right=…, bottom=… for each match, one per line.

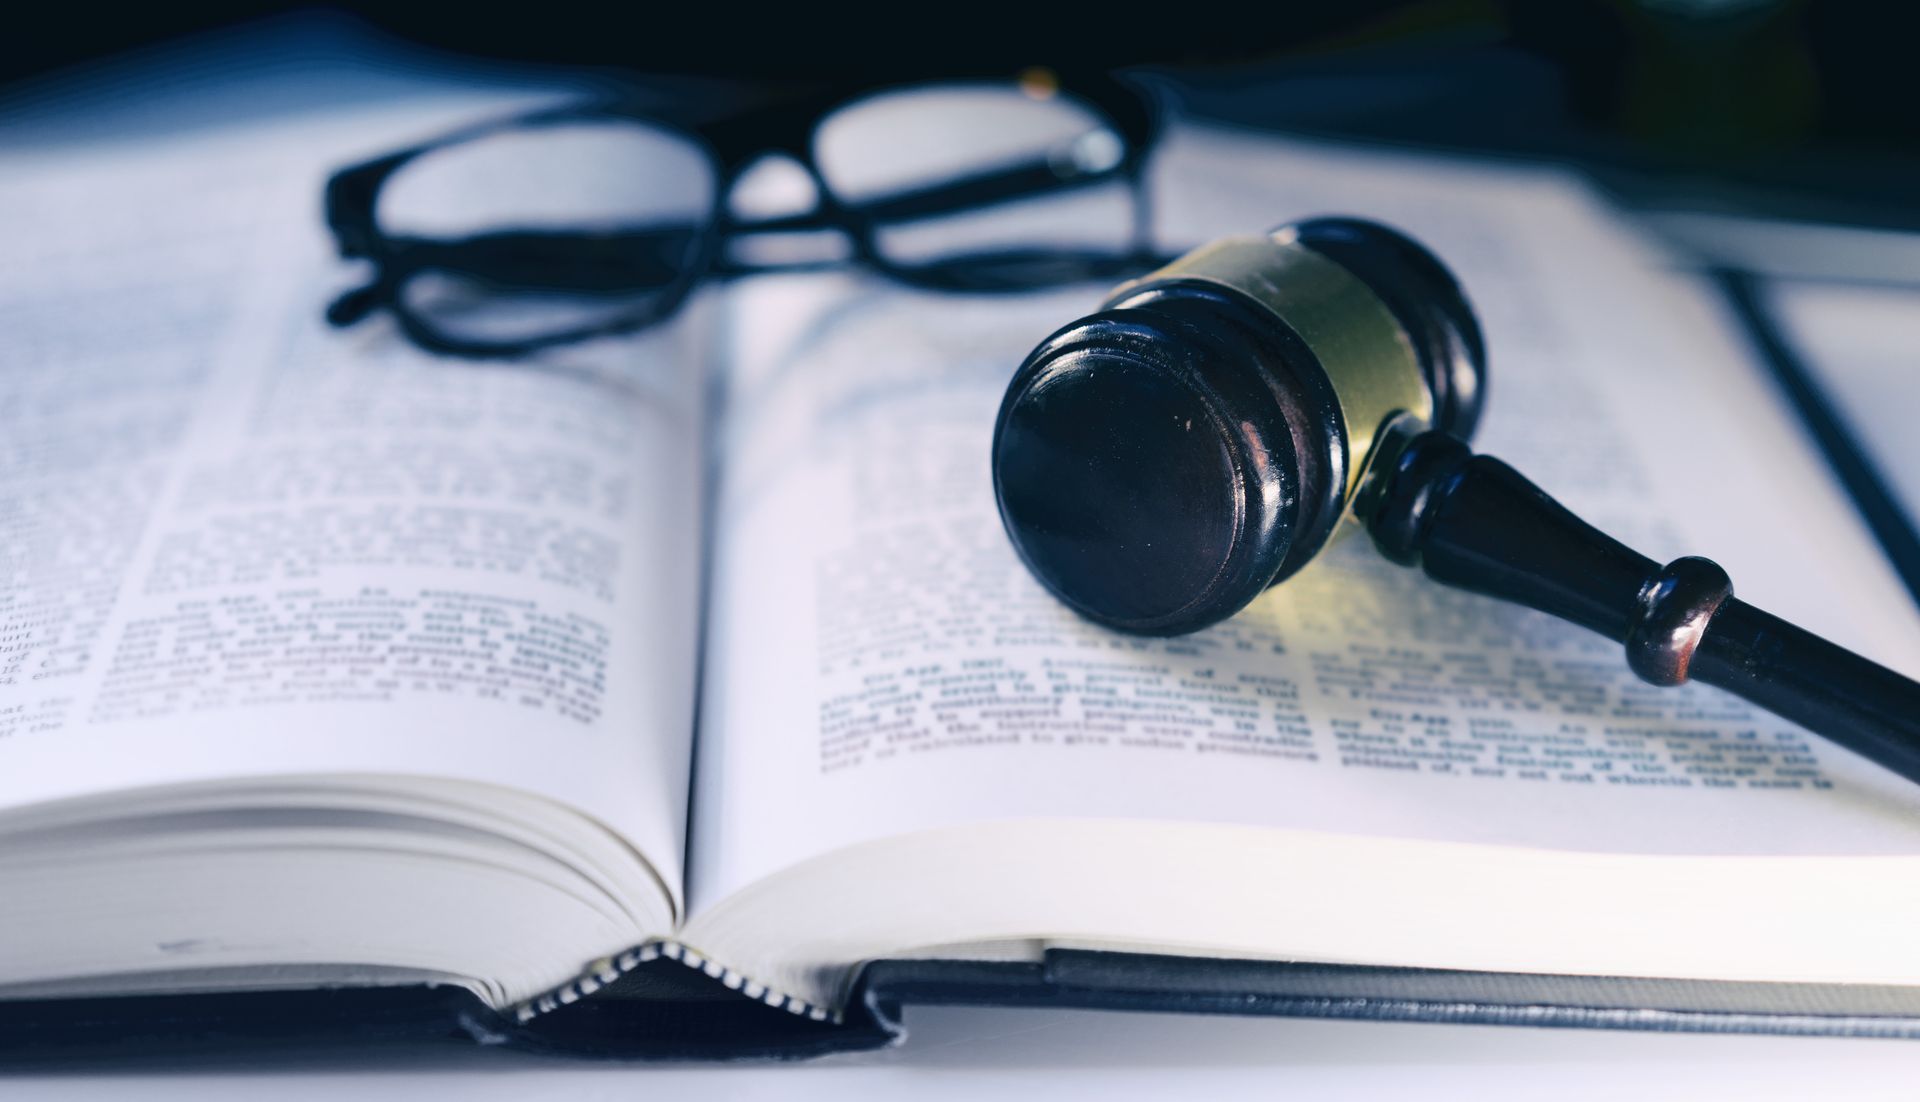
left=511, top=939, right=841, bottom=1025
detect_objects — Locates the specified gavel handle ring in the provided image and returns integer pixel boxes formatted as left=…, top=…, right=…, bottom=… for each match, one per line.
left=1366, top=430, right=1920, bottom=787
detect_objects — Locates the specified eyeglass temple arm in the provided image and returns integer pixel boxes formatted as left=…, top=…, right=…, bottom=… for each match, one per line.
left=851, top=153, right=1139, bottom=226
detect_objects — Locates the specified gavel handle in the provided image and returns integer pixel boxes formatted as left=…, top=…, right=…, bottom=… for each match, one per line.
left=1366, top=430, right=1920, bottom=787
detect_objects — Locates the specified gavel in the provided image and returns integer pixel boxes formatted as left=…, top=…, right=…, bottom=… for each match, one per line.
left=991, top=218, right=1920, bottom=788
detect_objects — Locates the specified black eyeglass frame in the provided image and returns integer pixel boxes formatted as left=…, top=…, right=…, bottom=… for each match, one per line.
left=324, top=72, right=1166, bottom=358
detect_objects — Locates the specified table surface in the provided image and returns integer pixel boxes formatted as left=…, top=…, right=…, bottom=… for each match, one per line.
left=11, top=1004, right=1920, bottom=1099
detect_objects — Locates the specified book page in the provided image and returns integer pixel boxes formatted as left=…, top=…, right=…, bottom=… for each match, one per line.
left=0, top=93, right=704, bottom=901
left=1765, top=276, right=1920, bottom=540
left=690, top=123, right=1920, bottom=913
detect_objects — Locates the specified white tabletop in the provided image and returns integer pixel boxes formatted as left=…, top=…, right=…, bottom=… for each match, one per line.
left=12, top=1004, right=1920, bottom=1099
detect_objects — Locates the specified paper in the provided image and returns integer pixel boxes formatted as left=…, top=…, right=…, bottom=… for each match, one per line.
left=0, top=93, right=704, bottom=905
left=689, top=123, right=1920, bottom=913
left=1765, top=276, right=1920, bottom=542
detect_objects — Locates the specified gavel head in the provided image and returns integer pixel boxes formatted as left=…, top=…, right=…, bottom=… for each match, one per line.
left=991, top=217, right=1487, bottom=636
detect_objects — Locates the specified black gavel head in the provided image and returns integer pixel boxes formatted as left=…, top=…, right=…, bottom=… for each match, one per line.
left=991, top=217, right=1487, bottom=636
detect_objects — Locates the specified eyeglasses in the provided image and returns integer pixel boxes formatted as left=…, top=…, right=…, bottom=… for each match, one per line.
left=323, top=71, right=1167, bottom=359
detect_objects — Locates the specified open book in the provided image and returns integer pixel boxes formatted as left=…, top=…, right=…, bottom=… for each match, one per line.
left=7, top=89, right=1920, bottom=1057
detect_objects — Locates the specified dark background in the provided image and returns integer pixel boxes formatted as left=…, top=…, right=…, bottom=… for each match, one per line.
left=6, top=0, right=1918, bottom=225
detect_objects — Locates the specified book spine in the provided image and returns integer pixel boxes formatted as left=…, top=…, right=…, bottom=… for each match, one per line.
left=512, top=939, right=843, bottom=1025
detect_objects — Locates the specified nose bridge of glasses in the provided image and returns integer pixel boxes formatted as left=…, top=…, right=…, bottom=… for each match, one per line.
left=718, top=151, right=861, bottom=270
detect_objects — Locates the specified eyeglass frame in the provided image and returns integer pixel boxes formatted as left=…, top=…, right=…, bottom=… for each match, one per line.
left=323, top=71, right=1167, bottom=359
